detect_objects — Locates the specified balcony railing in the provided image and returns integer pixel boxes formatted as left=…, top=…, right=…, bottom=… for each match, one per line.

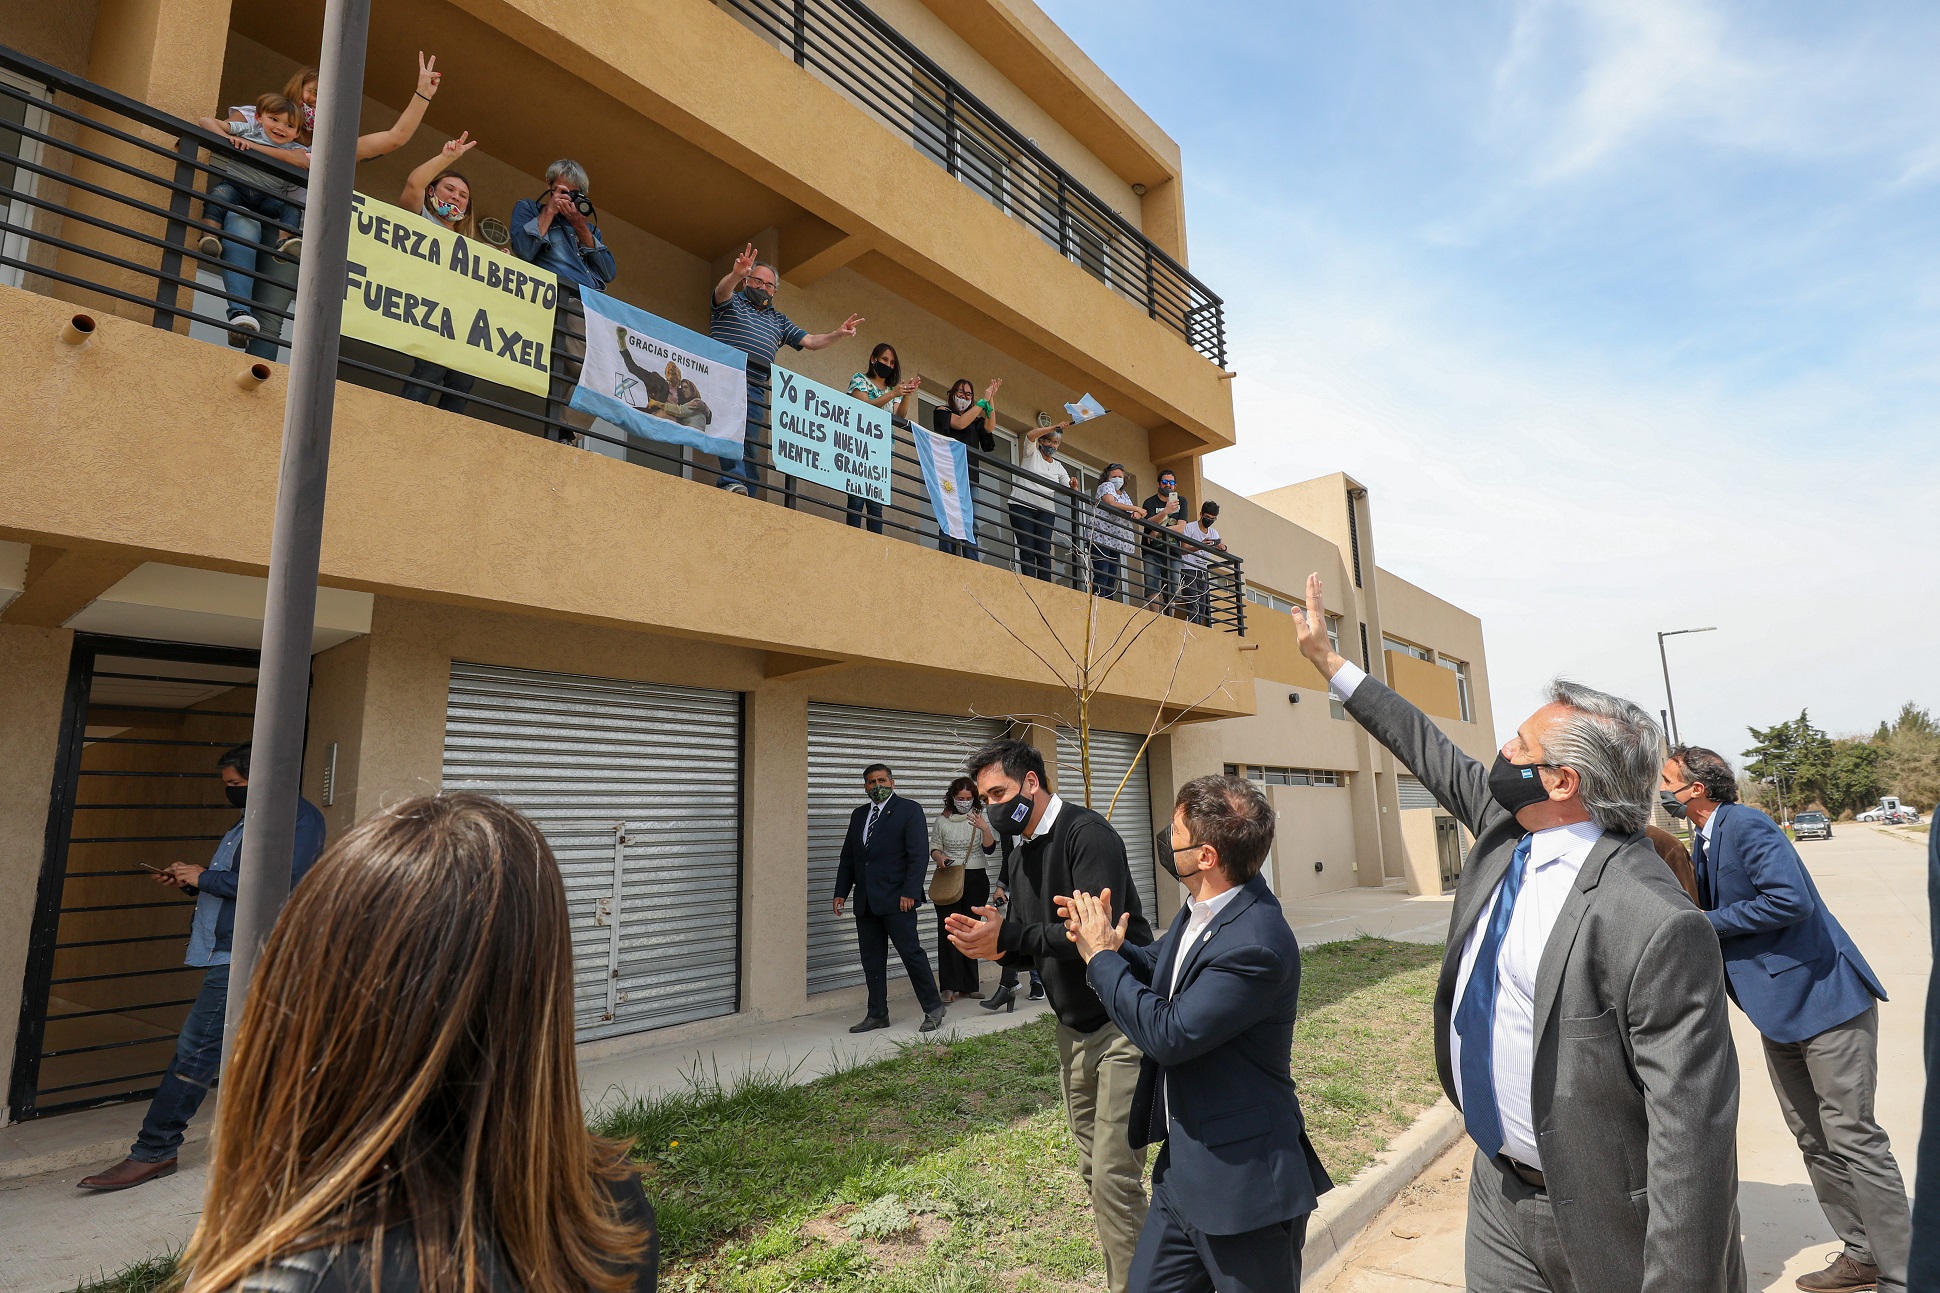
left=718, top=0, right=1227, bottom=367
left=0, top=43, right=1245, bottom=634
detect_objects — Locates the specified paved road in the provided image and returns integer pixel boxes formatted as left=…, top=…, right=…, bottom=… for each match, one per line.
left=1324, top=824, right=1928, bottom=1291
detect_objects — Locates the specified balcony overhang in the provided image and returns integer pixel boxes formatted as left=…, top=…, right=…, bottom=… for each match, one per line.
left=0, top=293, right=1254, bottom=717
left=228, top=0, right=1235, bottom=454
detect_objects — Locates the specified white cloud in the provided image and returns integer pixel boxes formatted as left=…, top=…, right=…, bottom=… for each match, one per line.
left=1203, top=278, right=1939, bottom=753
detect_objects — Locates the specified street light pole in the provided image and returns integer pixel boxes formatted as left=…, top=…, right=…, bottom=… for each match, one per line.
left=222, top=0, right=371, bottom=1063
left=1656, top=626, right=1717, bottom=746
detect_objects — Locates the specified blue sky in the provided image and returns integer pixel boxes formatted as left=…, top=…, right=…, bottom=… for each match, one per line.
left=1041, top=0, right=1940, bottom=754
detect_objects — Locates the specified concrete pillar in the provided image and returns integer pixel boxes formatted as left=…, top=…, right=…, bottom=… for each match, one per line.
left=740, top=681, right=808, bottom=1019
left=0, top=625, right=75, bottom=1124
left=302, top=634, right=372, bottom=841
left=87, top=0, right=235, bottom=121
left=350, top=598, right=451, bottom=816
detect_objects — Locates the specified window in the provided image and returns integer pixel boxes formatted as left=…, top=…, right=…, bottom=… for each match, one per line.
left=0, top=70, right=52, bottom=292
left=1223, top=763, right=1239, bottom=777
left=1230, top=763, right=1346, bottom=788
left=1383, top=635, right=1429, bottom=661
left=1244, top=586, right=1299, bottom=615
left=1438, top=655, right=1473, bottom=722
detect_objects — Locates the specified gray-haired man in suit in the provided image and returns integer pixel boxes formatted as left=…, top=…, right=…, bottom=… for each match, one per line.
left=1293, top=574, right=1745, bottom=1293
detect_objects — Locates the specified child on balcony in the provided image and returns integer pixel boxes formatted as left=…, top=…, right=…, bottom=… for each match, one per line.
left=194, top=94, right=310, bottom=348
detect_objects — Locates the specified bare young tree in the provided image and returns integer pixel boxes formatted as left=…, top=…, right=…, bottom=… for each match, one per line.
left=967, top=523, right=1235, bottom=823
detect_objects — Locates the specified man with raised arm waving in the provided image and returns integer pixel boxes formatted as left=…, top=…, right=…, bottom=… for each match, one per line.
left=1292, top=575, right=1745, bottom=1293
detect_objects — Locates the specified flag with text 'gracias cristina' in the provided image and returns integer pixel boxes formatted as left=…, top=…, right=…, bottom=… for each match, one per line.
left=914, top=426, right=976, bottom=543
left=570, top=289, right=747, bottom=458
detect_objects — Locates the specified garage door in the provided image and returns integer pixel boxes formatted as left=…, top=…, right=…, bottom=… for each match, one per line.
left=442, top=662, right=742, bottom=1041
left=806, top=704, right=1004, bottom=996
left=1055, top=728, right=1158, bottom=925
left=1397, top=774, right=1440, bottom=811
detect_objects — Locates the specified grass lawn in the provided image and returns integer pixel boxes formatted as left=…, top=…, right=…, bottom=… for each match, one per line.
left=74, top=937, right=1441, bottom=1293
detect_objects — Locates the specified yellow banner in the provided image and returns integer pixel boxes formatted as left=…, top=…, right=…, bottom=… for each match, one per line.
left=341, top=192, right=558, bottom=396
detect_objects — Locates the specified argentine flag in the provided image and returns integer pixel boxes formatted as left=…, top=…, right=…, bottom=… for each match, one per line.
left=914, top=426, right=976, bottom=544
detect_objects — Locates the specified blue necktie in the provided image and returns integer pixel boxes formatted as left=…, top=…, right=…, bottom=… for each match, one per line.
left=1691, top=833, right=1714, bottom=909
left=1453, top=835, right=1531, bottom=1159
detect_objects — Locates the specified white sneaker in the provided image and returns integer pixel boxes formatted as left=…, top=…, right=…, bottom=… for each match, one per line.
left=721, top=481, right=750, bottom=496
left=226, top=314, right=260, bottom=348
left=196, top=231, right=222, bottom=257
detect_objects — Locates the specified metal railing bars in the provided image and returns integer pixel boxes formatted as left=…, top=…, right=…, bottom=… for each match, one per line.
left=716, top=0, right=1226, bottom=365
left=0, top=40, right=1244, bottom=632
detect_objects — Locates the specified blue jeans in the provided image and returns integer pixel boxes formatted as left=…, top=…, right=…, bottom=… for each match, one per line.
left=846, top=496, right=883, bottom=533
left=206, top=180, right=301, bottom=338
left=716, top=453, right=759, bottom=492
left=1090, top=544, right=1122, bottom=599
left=131, top=962, right=228, bottom=1163
left=401, top=358, right=476, bottom=414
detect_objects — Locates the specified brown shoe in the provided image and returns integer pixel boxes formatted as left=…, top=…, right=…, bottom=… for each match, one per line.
left=77, top=1157, right=177, bottom=1192
left=1795, top=1252, right=1879, bottom=1292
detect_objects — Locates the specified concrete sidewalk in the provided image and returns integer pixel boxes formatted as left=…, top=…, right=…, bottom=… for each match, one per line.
left=1323, top=824, right=1929, bottom=1291
left=1, top=878, right=1440, bottom=1293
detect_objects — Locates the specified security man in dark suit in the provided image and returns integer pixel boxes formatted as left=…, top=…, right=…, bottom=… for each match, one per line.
left=834, top=762, right=947, bottom=1034
left=1063, top=774, right=1333, bottom=1293
left=1663, top=746, right=1905, bottom=1293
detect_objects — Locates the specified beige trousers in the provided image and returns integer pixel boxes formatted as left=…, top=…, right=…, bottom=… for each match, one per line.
left=1057, top=1020, right=1150, bottom=1293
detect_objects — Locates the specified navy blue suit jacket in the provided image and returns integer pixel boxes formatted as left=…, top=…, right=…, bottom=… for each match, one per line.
left=1910, top=815, right=1940, bottom=1287
left=1701, top=801, right=1884, bottom=1044
left=1085, top=875, right=1333, bottom=1235
left=834, top=795, right=929, bottom=917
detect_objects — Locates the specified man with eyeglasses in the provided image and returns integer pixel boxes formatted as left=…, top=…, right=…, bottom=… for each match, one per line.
left=709, top=243, right=865, bottom=496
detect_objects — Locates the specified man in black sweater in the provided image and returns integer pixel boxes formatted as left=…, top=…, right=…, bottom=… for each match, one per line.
left=947, top=737, right=1155, bottom=1293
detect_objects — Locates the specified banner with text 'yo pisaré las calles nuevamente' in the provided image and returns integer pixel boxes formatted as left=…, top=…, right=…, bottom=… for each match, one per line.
left=341, top=192, right=557, bottom=396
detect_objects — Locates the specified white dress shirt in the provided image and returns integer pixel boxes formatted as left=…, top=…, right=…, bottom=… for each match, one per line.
left=1164, top=881, right=1247, bottom=1122
left=1330, top=657, right=1603, bottom=1169
left=1022, top=792, right=1064, bottom=842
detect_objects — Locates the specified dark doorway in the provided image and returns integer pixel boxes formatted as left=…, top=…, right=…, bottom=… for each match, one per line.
left=8, top=636, right=262, bottom=1121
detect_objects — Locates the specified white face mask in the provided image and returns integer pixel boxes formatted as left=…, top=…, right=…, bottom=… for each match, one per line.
left=953, top=798, right=975, bottom=814
left=952, top=394, right=973, bottom=411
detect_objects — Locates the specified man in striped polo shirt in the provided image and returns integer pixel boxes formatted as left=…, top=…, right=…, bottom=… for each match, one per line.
left=710, top=242, right=865, bottom=495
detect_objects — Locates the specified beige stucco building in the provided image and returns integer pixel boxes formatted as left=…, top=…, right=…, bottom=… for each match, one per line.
left=0, top=0, right=1493, bottom=1125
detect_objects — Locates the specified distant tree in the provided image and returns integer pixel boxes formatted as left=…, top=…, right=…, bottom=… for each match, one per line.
left=1875, top=702, right=1940, bottom=809
left=1823, top=740, right=1882, bottom=818
left=1743, top=710, right=1833, bottom=816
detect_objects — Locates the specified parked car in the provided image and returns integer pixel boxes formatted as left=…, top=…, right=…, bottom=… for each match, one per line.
left=1792, top=811, right=1832, bottom=841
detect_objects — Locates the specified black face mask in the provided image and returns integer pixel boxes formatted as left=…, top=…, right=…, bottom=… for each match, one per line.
left=869, top=362, right=894, bottom=382
left=1488, top=753, right=1553, bottom=817
left=741, top=285, right=773, bottom=309
left=1659, top=789, right=1690, bottom=820
left=987, top=790, right=1037, bottom=838
left=225, top=785, right=248, bottom=810
left=1155, top=831, right=1195, bottom=881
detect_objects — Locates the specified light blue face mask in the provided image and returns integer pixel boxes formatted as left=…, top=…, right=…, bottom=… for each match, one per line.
left=428, top=196, right=463, bottom=223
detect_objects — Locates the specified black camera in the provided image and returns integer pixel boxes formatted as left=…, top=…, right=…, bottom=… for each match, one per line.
left=543, top=187, right=596, bottom=220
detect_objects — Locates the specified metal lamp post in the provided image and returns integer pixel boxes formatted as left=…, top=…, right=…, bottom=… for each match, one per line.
left=222, top=0, right=372, bottom=1062
left=1656, top=626, right=1717, bottom=746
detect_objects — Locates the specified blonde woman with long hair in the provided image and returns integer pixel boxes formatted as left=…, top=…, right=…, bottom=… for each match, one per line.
left=175, top=794, right=656, bottom=1292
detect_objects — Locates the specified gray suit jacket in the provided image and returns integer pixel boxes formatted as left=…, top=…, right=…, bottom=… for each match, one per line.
left=1347, top=677, right=1745, bottom=1293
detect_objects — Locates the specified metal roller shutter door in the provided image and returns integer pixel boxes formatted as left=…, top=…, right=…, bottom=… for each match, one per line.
left=1397, top=774, right=1440, bottom=811
left=806, top=704, right=1004, bottom=996
left=442, top=662, right=742, bottom=1042
left=1055, top=729, right=1158, bottom=924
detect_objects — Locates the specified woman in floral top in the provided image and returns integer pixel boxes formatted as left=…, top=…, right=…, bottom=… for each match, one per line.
left=1085, top=463, right=1146, bottom=599
left=845, top=343, right=919, bottom=534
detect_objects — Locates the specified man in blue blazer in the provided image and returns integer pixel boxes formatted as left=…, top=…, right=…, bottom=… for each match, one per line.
left=1663, top=746, right=1906, bottom=1293
left=1062, top=774, right=1332, bottom=1292
left=834, top=762, right=946, bottom=1034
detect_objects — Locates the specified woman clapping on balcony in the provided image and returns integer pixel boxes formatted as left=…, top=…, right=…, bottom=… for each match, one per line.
left=845, top=342, right=919, bottom=534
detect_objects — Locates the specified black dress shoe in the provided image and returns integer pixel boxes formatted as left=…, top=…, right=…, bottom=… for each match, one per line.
left=920, top=1007, right=947, bottom=1032
left=848, top=1016, right=891, bottom=1033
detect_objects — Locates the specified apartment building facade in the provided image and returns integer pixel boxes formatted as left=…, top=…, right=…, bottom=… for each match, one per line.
left=0, top=0, right=1492, bottom=1126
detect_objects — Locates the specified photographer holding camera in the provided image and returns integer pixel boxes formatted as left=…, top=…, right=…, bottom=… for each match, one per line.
left=511, top=159, right=617, bottom=443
